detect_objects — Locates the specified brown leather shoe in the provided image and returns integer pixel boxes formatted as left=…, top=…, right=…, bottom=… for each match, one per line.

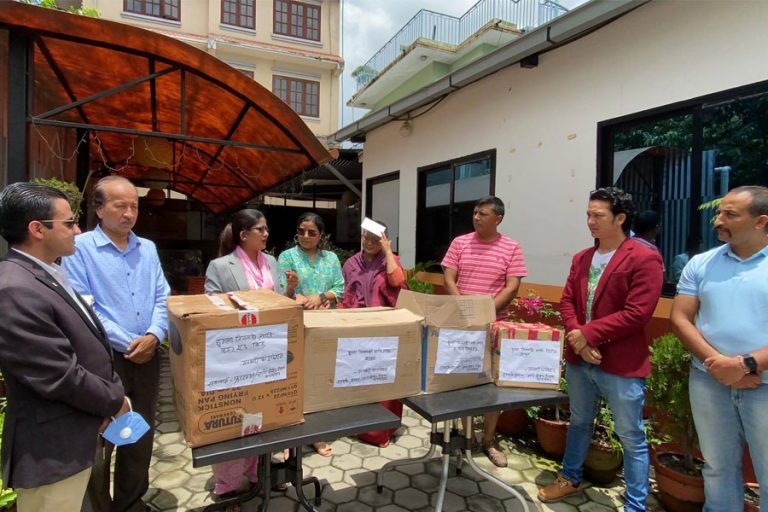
left=482, top=440, right=508, bottom=467
left=537, top=475, right=582, bottom=503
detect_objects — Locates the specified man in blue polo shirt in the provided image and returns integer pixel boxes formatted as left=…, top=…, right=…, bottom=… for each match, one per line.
left=671, top=185, right=768, bottom=511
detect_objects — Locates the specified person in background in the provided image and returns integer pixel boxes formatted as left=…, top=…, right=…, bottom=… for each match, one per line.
left=632, top=210, right=661, bottom=251
left=669, top=234, right=703, bottom=283
left=341, top=221, right=407, bottom=447
left=63, top=176, right=170, bottom=512
left=537, top=187, right=663, bottom=512
left=278, top=212, right=343, bottom=456
left=204, top=209, right=294, bottom=508
left=671, top=186, right=768, bottom=511
left=0, top=182, right=127, bottom=512
left=442, top=195, right=527, bottom=468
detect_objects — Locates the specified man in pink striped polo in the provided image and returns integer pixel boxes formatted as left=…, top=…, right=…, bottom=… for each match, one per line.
left=442, top=195, right=528, bottom=467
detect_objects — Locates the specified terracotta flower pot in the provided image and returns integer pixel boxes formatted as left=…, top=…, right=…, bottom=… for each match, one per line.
left=650, top=447, right=705, bottom=512
left=584, top=440, right=623, bottom=485
left=496, top=409, right=530, bottom=437
left=535, top=416, right=569, bottom=460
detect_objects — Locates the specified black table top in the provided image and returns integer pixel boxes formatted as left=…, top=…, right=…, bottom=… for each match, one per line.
left=192, top=403, right=401, bottom=467
left=404, top=384, right=568, bottom=423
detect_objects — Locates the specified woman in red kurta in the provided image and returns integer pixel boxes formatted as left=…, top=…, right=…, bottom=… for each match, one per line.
left=341, top=225, right=407, bottom=446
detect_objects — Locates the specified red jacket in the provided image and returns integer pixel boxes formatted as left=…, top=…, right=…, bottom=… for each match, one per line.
left=560, top=237, right=663, bottom=377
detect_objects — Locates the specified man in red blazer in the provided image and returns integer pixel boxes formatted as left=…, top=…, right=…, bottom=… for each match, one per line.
left=538, top=187, right=663, bottom=512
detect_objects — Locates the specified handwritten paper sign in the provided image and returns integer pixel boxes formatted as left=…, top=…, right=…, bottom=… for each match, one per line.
left=434, top=328, right=486, bottom=374
left=334, top=337, right=399, bottom=387
left=204, top=324, right=288, bottom=392
left=499, top=338, right=560, bottom=385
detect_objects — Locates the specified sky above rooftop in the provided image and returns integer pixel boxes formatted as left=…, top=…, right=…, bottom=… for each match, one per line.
left=340, top=0, right=588, bottom=128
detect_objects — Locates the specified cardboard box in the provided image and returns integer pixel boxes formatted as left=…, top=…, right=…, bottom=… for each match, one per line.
left=396, top=290, right=496, bottom=394
left=303, top=308, right=423, bottom=413
left=167, top=290, right=304, bottom=447
left=491, top=321, right=564, bottom=390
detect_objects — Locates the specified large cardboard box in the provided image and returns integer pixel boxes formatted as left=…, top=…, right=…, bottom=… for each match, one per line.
left=491, top=321, right=564, bottom=390
left=167, top=290, right=304, bottom=447
left=303, top=308, right=423, bottom=413
left=396, top=290, right=495, bottom=394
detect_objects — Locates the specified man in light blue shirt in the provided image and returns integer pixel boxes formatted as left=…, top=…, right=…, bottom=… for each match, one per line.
left=671, top=185, right=768, bottom=511
left=63, top=176, right=170, bottom=512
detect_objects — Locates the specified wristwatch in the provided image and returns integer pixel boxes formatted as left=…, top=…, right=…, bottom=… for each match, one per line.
left=318, top=292, right=329, bottom=305
left=741, top=354, right=759, bottom=375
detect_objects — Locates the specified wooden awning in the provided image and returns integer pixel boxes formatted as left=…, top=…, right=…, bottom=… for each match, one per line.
left=0, top=2, right=332, bottom=213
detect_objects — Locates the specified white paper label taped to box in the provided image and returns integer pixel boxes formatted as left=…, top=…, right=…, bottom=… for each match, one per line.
left=434, top=328, right=486, bottom=374
left=204, top=324, right=288, bottom=392
left=499, top=338, right=560, bottom=384
left=334, top=337, right=399, bottom=387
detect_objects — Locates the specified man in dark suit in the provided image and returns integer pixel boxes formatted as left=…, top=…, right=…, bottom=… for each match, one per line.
left=538, top=187, right=663, bottom=512
left=0, top=182, right=127, bottom=512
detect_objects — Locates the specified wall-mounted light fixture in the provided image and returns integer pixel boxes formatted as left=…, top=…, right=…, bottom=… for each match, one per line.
left=399, top=119, right=413, bottom=137
left=520, top=54, right=539, bottom=69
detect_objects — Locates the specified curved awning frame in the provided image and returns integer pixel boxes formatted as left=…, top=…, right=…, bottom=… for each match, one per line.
left=2, top=2, right=332, bottom=213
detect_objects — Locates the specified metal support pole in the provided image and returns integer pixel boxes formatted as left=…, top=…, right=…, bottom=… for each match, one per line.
left=7, top=31, right=32, bottom=184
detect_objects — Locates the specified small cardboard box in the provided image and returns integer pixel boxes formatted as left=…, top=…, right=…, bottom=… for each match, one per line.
left=167, top=290, right=304, bottom=447
left=303, top=308, right=423, bottom=413
left=491, top=321, right=564, bottom=390
left=396, top=290, right=496, bottom=394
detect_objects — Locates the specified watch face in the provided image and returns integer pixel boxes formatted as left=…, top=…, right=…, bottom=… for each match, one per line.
left=743, top=355, right=758, bottom=374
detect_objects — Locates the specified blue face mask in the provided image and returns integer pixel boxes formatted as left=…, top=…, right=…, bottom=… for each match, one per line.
left=102, top=411, right=150, bottom=446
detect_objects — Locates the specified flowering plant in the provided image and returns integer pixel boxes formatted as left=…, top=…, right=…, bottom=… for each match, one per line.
left=508, top=290, right=562, bottom=325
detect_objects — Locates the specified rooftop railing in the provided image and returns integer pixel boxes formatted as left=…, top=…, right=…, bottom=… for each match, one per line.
left=353, top=0, right=567, bottom=91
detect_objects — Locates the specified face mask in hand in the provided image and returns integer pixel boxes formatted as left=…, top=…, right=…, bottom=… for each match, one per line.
left=102, top=405, right=150, bottom=446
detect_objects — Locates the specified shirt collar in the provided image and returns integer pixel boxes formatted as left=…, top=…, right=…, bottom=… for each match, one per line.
left=93, top=224, right=139, bottom=251
left=11, top=247, right=68, bottom=282
left=724, top=243, right=768, bottom=263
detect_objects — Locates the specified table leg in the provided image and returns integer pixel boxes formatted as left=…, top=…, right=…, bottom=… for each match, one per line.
left=433, top=421, right=453, bottom=512
left=258, top=453, right=272, bottom=512
left=292, top=447, right=322, bottom=512
left=376, top=423, right=438, bottom=493
left=462, top=416, right=530, bottom=512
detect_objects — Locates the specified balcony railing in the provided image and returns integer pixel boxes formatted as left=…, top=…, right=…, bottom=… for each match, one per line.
left=353, top=0, right=567, bottom=92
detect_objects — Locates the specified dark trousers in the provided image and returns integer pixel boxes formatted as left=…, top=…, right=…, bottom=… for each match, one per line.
left=82, top=353, right=160, bottom=512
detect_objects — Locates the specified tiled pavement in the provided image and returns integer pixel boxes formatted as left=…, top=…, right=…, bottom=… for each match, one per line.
left=146, top=352, right=665, bottom=511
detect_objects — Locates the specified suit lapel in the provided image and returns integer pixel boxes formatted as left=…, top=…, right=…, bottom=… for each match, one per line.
left=8, top=254, right=112, bottom=354
left=227, top=254, right=248, bottom=290
left=590, top=238, right=632, bottom=309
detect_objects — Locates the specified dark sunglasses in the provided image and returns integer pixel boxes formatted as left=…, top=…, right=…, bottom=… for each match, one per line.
left=39, top=218, right=77, bottom=228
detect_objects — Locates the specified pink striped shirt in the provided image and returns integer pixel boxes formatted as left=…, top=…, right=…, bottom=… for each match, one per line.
left=442, top=233, right=527, bottom=318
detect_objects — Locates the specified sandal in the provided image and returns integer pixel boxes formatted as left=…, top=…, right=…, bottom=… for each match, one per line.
left=313, top=441, right=333, bottom=457
left=482, top=440, right=508, bottom=468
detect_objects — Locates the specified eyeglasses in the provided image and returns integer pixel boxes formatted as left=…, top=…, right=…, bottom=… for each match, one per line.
left=38, top=218, right=78, bottom=229
left=250, top=225, right=269, bottom=234
left=297, top=228, right=319, bottom=237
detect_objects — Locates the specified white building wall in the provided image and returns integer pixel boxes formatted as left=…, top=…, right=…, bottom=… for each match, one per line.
left=360, top=0, right=768, bottom=284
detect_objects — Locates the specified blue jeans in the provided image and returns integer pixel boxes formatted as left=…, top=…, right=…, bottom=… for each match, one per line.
left=689, top=368, right=768, bottom=511
left=562, top=361, right=648, bottom=512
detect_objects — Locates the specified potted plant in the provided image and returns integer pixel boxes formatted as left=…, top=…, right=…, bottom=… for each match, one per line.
left=583, top=400, right=623, bottom=485
left=646, top=333, right=705, bottom=512
left=531, top=376, right=570, bottom=459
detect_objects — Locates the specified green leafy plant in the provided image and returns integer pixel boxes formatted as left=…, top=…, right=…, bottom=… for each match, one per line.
left=351, top=64, right=376, bottom=78
left=30, top=177, right=85, bottom=220
left=19, top=0, right=99, bottom=17
left=646, top=333, right=698, bottom=473
left=594, top=399, right=622, bottom=454
left=405, top=260, right=441, bottom=294
left=0, top=410, right=17, bottom=509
